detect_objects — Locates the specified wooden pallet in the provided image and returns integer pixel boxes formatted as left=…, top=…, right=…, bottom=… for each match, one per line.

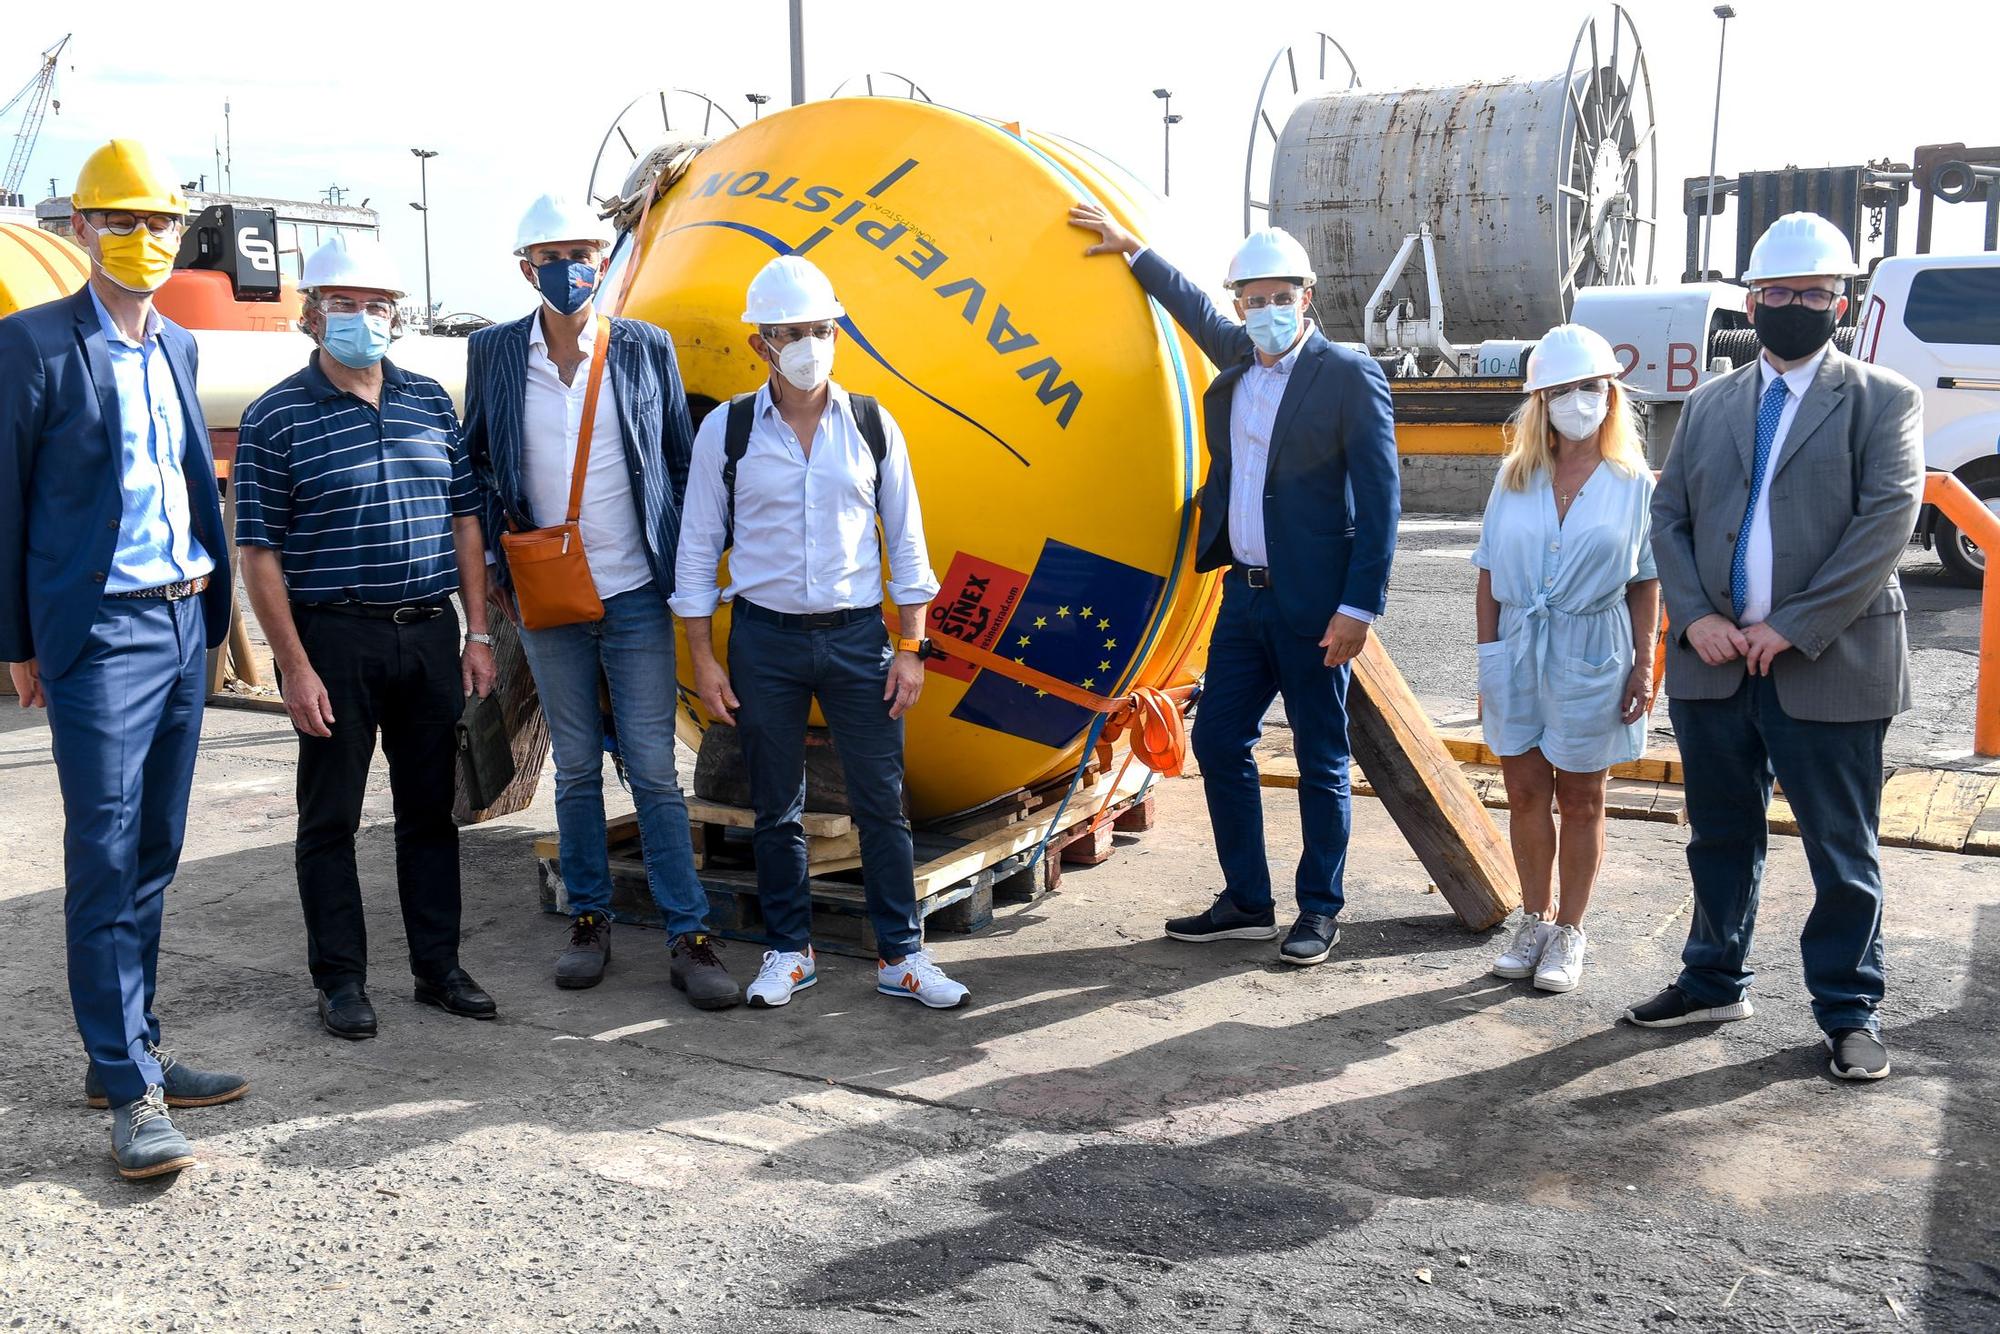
left=535, top=764, right=1158, bottom=956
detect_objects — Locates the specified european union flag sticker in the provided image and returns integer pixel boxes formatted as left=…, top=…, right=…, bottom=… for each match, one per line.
left=947, top=539, right=1165, bottom=749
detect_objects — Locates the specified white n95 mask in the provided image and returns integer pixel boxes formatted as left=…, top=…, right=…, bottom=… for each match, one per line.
left=778, top=336, right=835, bottom=392
left=1548, top=387, right=1610, bottom=441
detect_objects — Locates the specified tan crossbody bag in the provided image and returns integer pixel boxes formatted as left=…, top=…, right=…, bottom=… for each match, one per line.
left=499, top=316, right=611, bottom=630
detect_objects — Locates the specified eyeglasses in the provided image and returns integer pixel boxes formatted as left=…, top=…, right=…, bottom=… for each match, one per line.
left=1548, top=379, right=1612, bottom=397
left=323, top=296, right=397, bottom=319
left=1753, top=285, right=1843, bottom=311
left=761, top=323, right=838, bottom=345
left=86, top=211, right=182, bottom=238
left=1239, top=290, right=1302, bottom=311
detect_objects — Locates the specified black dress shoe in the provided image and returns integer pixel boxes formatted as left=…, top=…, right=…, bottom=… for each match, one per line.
left=318, top=985, right=378, bottom=1040
left=414, top=968, right=497, bottom=1020
left=1279, top=912, right=1340, bottom=967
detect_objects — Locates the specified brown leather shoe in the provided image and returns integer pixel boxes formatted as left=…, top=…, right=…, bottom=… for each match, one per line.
left=669, top=933, right=743, bottom=1010
left=555, top=912, right=612, bottom=989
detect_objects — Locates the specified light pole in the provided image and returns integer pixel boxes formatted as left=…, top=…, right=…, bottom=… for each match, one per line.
left=1701, top=5, right=1736, bottom=279
left=1153, top=88, right=1178, bottom=196
left=788, top=0, right=805, bottom=106
left=410, top=147, right=437, bottom=323
left=746, top=92, right=771, bottom=121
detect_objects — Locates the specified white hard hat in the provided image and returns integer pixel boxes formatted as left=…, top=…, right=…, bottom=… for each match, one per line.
left=1742, top=211, right=1862, bottom=282
left=513, top=194, right=612, bottom=256
left=1226, top=228, right=1316, bottom=289
left=1523, top=324, right=1622, bottom=393
left=301, top=234, right=406, bottom=298
left=742, top=255, right=845, bottom=325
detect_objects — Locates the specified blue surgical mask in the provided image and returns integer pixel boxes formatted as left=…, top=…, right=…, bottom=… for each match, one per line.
left=536, top=259, right=599, bottom=317
left=1245, top=302, right=1301, bottom=357
left=322, top=312, right=392, bottom=369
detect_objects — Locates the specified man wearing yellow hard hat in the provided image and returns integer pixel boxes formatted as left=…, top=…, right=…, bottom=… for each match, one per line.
left=0, top=139, right=247, bottom=1181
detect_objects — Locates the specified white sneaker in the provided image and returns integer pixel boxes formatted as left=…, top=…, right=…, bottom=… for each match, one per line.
left=1534, top=925, right=1587, bottom=993
left=1491, top=914, right=1553, bottom=979
left=876, top=950, right=969, bottom=1009
left=746, top=948, right=816, bottom=1008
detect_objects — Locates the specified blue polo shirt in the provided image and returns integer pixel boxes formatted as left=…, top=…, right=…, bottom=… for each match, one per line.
left=233, top=353, right=479, bottom=605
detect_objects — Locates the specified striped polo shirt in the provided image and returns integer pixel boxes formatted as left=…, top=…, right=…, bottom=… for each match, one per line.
left=234, top=354, right=479, bottom=605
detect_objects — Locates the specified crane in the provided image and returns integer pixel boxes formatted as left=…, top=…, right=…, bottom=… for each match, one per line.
left=2, top=34, right=70, bottom=202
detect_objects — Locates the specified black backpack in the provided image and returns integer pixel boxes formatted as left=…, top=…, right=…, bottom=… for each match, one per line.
left=721, top=390, right=887, bottom=550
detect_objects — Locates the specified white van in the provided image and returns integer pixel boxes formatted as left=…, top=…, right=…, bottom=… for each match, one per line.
left=1853, top=252, right=2000, bottom=585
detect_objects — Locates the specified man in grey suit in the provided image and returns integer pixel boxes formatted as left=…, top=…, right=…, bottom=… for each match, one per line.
left=1626, top=213, right=1925, bottom=1082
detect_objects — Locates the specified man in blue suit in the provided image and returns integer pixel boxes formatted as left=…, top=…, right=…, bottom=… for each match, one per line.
left=1071, top=203, right=1401, bottom=966
left=465, top=194, right=741, bottom=1008
left=0, top=140, right=247, bottom=1180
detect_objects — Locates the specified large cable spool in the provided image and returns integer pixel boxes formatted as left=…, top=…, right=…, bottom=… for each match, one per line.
left=0, top=222, right=89, bottom=318
left=1264, top=6, right=1656, bottom=345
left=604, top=97, right=1220, bottom=819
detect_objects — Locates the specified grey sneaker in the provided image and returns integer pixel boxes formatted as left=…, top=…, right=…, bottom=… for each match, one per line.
left=111, top=1087, right=197, bottom=1181
left=86, top=1045, right=249, bottom=1109
left=670, top=933, right=743, bottom=1011
left=555, top=912, right=612, bottom=989
left=1827, top=1028, right=1891, bottom=1081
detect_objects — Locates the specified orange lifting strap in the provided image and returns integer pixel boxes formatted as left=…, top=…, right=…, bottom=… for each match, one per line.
left=924, top=638, right=1192, bottom=777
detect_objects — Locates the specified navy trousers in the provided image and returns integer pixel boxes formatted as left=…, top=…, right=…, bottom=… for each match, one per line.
left=42, top=596, right=205, bottom=1109
left=727, top=610, right=922, bottom=960
left=1670, top=674, right=1890, bottom=1035
left=1191, top=575, right=1354, bottom=918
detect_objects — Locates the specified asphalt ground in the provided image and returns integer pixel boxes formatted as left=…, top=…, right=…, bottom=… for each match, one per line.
left=0, top=525, right=1994, bottom=1333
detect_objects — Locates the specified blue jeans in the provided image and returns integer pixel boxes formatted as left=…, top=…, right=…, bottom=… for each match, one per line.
left=727, top=610, right=921, bottom=960
left=42, top=596, right=205, bottom=1108
left=1670, top=674, right=1890, bottom=1034
left=1190, top=576, right=1353, bottom=918
left=518, top=584, right=709, bottom=939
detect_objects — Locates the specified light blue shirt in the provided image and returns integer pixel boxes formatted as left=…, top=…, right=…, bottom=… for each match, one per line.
left=89, top=286, right=213, bottom=592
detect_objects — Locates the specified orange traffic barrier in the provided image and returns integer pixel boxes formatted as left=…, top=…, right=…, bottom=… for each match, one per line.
left=1926, top=471, right=2000, bottom=757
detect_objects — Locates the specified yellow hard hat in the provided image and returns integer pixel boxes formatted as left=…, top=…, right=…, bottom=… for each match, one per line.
left=73, top=140, right=188, bottom=216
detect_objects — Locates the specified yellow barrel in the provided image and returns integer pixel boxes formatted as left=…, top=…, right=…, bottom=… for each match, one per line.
left=0, top=222, right=89, bottom=317
left=612, top=98, right=1220, bottom=818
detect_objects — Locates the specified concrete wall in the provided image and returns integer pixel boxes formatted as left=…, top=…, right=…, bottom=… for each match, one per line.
left=1397, top=454, right=1502, bottom=514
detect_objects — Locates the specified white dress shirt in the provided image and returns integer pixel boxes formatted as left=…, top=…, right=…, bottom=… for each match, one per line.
left=1739, top=347, right=1829, bottom=626
left=523, top=312, right=653, bottom=601
left=671, top=381, right=939, bottom=618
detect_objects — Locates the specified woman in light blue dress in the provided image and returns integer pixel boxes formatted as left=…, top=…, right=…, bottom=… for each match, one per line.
left=1472, top=325, right=1660, bottom=994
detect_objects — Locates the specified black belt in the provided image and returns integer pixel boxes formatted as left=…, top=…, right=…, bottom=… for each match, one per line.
left=104, top=575, right=210, bottom=601
left=732, top=599, right=878, bottom=631
left=1229, top=566, right=1273, bottom=589
left=296, top=600, right=449, bottom=624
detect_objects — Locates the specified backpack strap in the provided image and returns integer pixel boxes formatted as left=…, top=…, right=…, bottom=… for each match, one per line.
left=847, top=392, right=888, bottom=507
left=721, top=391, right=758, bottom=550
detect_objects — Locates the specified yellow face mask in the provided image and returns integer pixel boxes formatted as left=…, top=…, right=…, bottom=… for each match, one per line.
left=91, top=225, right=178, bottom=294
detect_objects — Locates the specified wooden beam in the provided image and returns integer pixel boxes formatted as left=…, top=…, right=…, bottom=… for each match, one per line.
left=1344, top=637, right=1521, bottom=930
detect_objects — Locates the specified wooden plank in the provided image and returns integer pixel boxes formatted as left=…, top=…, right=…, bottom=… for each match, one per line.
left=1346, top=638, right=1520, bottom=930
left=1878, top=770, right=1947, bottom=849
left=1965, top=781, right=2000, bottom=856
left=685, top=797, right=851, bottom=838
left=1910, top=771, right=2000, bottom=853
left=909, top=766, right=1141, bottom=895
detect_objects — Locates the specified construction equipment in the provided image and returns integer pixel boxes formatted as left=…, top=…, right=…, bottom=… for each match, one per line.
left=1, top=34, right=67, bottom=206
left=1260, top=6, right=1656, bottom=351
left=0, top=220, right=87, bottom=315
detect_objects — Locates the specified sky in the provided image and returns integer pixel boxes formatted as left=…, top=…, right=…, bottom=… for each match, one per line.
left=9, top=0, right=1995, bottom=320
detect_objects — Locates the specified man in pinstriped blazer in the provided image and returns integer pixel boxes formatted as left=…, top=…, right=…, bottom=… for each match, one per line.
left=1626, top=213, right=1925, bottom=1082
left=463, top=195, right=742, bottom=1009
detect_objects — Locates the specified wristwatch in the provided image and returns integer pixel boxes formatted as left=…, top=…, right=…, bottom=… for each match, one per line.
left=895, top=636, right=929, bottom=655
left=466, top=632, right=495, bottom=647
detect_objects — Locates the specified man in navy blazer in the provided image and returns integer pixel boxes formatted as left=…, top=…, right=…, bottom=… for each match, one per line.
left=464, top=194, right=741, bottom=1008
left=0, top=140, right=246, bottom=1180
left=1072, top=203, right=1400, bottom=966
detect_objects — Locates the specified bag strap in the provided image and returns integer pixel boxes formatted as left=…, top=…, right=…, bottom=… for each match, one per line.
left=722, top=391, right=759, bottom=550
left=848, top=392, right=889, bottom=510
left=563, top=316, right=614, bottom=526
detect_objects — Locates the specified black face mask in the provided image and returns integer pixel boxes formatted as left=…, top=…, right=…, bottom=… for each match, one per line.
left=1752, top=301, right=1838, bottom=361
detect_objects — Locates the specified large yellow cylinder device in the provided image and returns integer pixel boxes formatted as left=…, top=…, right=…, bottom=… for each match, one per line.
left=610, top=99, right=1221, bottom=818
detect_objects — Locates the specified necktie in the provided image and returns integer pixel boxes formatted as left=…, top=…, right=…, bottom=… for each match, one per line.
left=1731, top=375, right=1792, bottom=620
